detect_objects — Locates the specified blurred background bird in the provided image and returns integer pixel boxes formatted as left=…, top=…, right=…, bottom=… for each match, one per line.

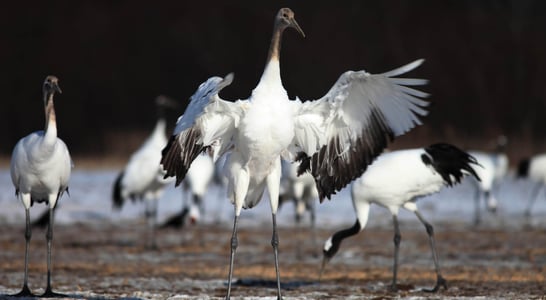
left=278, top=160, right=319, bottom=256
left=467, top=135, right=509, bottom=225
left=111, top=95, right=177, bottom=249
left=161, top=153, right=215, bottom=229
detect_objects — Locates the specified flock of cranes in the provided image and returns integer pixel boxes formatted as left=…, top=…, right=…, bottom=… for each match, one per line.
left=6, top=7, right=545, bottom=299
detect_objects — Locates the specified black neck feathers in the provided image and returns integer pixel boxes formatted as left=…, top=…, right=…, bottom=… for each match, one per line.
left=324, top=220, right=361, bottom=259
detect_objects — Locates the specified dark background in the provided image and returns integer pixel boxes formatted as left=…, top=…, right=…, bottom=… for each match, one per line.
left=1, top=1, right=545, bottom=164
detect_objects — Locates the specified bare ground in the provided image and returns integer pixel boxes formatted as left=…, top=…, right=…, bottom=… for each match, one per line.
left=0, top=220, right=545, bottom=299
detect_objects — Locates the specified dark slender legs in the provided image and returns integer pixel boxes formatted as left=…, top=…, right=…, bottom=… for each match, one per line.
left=390, top=212, right=447, bottom=293
left=226, top=215, right=239, bottom=300
left=525, top=183, right=542, bottom=218
left=271, top=213, right=282, bottom=300
left=42, top=206, right=66, bottom=298
left=390, top=215, right=401, bottom=292
left=309, top=201, right=317, bottom=255
left=473, top=187, right=482, bottom=225
left=225, top=213, right=283, bottom=300
left=414, top=210, right=447, bottom=292
left=11, top=209, right=34, bottom=297
left=145, top=199, right=158, bottom=249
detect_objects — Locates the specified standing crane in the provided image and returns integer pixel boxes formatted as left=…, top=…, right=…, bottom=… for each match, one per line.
left=320, top=143, right=481, bottom=292
left=468, top=135, right=508, bottom=224
left=517, top=153, right=546, bottom=218
left=10, top=76, right=72, bottom=297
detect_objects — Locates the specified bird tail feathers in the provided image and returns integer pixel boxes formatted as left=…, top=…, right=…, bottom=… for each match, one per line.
left=422, top=143, right=482, bottom=186
left=112, top=171, right=125, bottom=210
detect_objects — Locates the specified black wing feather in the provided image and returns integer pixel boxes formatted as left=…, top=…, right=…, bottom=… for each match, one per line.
left=298, top=107, right=394, bottom=201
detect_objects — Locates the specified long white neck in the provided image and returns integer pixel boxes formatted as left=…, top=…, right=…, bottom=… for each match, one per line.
left=44, top=92, right=58, bottom=144
left=255, top=18, right=286, bottom=94
left=256, top=58, right=284, bottom=92
left=149, top=118, right=167, bottom=145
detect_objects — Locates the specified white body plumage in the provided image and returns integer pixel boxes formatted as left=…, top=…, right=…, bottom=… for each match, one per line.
left=186, top=153, right=215, bottom=199
left=119, top=119, right=172, bottom=202
left=468, top=150, right=508, bottom=211
left=520, top=154, right=546, bottom=183
left=517, top=153, right=546, bottom=216
left=11, top=131, right=71, bottom=209
left=352, top=149, right=445, bottom=219
left=185, top=153, right=215, bottom=221
left=227, top=61, right=294, bottom=212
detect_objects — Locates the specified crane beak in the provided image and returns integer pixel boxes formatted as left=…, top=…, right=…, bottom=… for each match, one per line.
left=290, top=19, right=305, bottom=38
left=318, top=256, right=329, bottom=281
left=53, top=83, right=62, bottom=94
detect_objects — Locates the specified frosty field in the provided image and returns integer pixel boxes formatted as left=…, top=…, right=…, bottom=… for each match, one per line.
left=0, top=169, right=545, bottom=299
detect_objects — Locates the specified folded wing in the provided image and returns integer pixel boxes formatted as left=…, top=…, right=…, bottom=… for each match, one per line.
left=291, top=59, right=430, bottom=201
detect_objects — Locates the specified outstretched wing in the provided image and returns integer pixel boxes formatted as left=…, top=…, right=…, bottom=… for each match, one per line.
left=291, top=59, right=429, bottom=201
left=161, top=73, right=245, bottom=186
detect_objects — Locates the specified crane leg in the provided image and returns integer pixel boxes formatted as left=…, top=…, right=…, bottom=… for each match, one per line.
left=145, top=199, right=158, bottom=250
left=11, top=208, right=34, bottom=297
left=271, top=213, right=282, bottom=300
left=225, top=214, right=239, bottom=300
left=309, top=200, right=318, bottom=256
left=473, top=188, right=482, bottom=225
left=525, top=183, right=542, bottom=218
left=266, top=158, right=283, bottom=300
left=225, top=164, right=248, bottom=300
left=415, top=210, right=447, bottom=292
left=42, top=205, right=67, bottom=297
left=390, top=214, right=401, bottom=292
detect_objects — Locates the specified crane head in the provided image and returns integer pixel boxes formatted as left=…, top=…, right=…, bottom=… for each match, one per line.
left=277, top=8, right=305, bottom=38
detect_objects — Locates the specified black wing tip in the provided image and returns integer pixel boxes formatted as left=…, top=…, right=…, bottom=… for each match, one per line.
left=310, top=115, right=394, bottom=201
left=295, top=152, right=311, bottom=176
left=161, top=135, right=186, bottom=186
left=161, top=128, right=207, bottom=187
left=295, top=151, right=334, bottom=202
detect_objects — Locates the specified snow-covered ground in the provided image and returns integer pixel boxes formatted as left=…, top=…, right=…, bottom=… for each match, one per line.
left=1, top=167, right=545, bottom=229
left=1, top=168, right=545, bottom=300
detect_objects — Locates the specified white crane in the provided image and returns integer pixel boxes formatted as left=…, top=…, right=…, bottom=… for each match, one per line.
left=112, top=95, right=176, bottom=248
left=161, top=153, right=214, bottom=228
left=320, top=143, right=481, bottom=293
left=467, top=136, right=509, bottom=224
left=161, top=8, right=429, bottom=299
left=517, top=153, right=546, bottom=217
left=184, top=153, right=215, bottom=216
left=279, top=160, right=319, bottom=253
left=10, top=75, right=72, bottom=297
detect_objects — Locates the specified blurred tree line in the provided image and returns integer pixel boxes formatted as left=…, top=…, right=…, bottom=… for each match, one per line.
left=1, top=0, right=545, bottom=162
